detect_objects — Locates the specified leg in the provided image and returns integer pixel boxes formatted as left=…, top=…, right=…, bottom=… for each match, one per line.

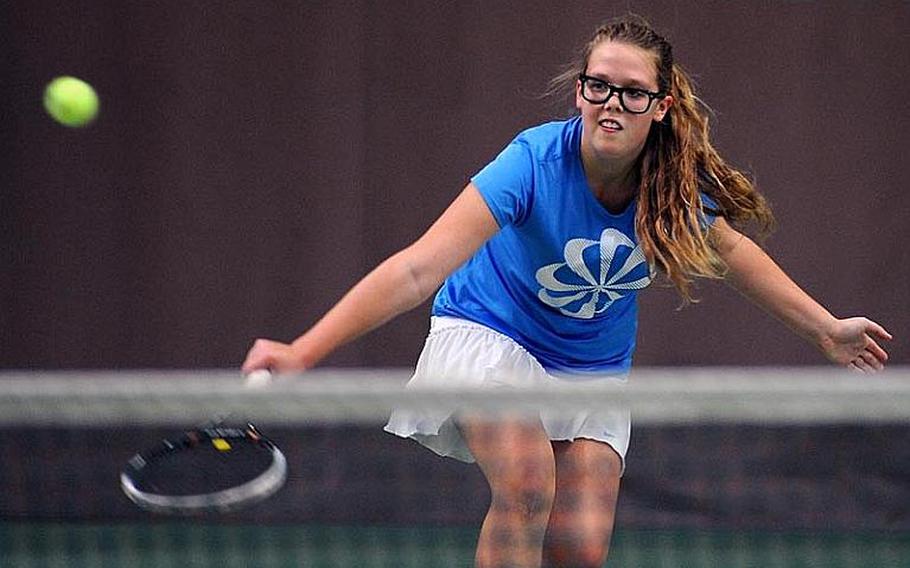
left=460, top=418, right=557, bottom=568
left=543, top=439, right=622, bottom=568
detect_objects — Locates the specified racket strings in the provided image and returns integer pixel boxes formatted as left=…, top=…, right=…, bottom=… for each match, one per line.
left=128, top=434, right=279, bottom=496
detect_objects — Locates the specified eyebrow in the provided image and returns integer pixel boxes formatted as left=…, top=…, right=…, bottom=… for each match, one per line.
left=585, top=73, right=652, bottom=90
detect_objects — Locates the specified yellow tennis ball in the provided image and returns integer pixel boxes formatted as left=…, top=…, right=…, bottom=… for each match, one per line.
left=43, top=76, right=99, bottom=127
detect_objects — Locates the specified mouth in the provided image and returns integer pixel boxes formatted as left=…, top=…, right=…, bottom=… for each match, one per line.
left=598, top=118, right=623, bottom=132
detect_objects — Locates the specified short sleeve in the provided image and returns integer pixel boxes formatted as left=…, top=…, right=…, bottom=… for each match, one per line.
left=699, top=191, right=720, bottom=228
left=696, top=167, right=725, bottom=228
left=470, top=140, right=534, bottom=227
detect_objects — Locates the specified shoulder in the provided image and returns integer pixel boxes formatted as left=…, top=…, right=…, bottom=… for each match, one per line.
left=511, top=116, right=582, bottom=164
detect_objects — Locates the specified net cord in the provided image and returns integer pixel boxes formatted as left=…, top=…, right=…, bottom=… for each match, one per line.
left=2, top=367, right=909, bottom=426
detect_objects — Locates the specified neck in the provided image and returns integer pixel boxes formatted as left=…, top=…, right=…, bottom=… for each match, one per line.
left=581, top=148, right=639, bottom=213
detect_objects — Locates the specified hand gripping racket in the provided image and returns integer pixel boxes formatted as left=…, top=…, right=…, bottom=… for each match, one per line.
left=120, top=370, right=287, bottom=514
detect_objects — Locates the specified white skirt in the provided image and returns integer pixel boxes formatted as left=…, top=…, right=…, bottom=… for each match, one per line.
left=384, top=316, right=631, bottom=471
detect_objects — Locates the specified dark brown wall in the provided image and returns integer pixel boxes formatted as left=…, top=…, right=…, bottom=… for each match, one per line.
left=2, top=1, right=907, bottom=369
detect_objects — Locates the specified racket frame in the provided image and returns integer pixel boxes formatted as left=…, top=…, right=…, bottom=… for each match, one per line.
left=120, top=423, right=287, bottom=514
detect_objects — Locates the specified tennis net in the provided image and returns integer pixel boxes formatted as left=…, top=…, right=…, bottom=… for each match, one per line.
left=1, top=367, right=909, bottom=567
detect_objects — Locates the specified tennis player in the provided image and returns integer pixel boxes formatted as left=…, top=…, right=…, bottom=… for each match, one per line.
left=243, top=15, right=892, bottom=567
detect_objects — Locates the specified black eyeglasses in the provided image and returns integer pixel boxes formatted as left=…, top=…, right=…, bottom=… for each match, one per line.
left=578, top=74, right=665, bottom=114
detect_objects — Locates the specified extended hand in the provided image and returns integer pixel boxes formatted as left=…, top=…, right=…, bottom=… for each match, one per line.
left=820, top=317, right=892, bottom=373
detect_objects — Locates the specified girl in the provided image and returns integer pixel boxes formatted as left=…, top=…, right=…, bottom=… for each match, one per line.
left=243, top=15, right=891, bottom=568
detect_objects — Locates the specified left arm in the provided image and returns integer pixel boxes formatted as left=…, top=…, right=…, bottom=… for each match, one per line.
left=709, top=218, right=892, bottom=373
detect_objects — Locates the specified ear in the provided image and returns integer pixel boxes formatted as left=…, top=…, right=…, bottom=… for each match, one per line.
left=653, top=95, right=673, bottom=122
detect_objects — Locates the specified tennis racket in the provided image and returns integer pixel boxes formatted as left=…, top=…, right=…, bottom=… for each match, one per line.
left=120, top=370, right=287, bottom=514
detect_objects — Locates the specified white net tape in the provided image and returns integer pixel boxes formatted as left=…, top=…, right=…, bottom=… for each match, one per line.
left=2, top=366, right=909, bottom=426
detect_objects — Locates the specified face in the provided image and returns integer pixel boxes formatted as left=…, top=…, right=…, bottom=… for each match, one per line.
left=575, top=41, right=673, bottom=166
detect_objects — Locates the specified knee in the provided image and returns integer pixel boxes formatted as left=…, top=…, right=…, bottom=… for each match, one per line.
left=544, top=523, right=613, bottom=568
left=488, top=460, right=556, bottom=519
left=543, top=542, right=610, bottom=568
left=490, top=475, right=556, bottom=520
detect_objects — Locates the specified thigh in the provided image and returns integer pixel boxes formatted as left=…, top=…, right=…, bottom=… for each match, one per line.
left=544, top=439, right=623, bottom=564
left=459, top=418, right=556, bottom=495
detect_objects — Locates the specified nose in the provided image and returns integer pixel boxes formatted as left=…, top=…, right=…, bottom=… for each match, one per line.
left=602, top=90, right=623, bottom=112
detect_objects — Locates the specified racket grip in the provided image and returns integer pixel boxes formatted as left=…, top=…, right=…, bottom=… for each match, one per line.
left=244, top=369, right=273, bottom=389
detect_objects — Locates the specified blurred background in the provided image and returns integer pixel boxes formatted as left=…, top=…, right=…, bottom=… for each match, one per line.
left=2, top=3, right=910, bottom=566
left=2, top=0, right=906, bottom=370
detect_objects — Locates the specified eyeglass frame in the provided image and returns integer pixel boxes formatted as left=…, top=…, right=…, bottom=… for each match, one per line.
left=578, top=74, right=666, bottom=115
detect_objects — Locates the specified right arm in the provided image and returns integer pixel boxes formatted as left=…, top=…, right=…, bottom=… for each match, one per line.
left=241, top=183, right=499, bottom=373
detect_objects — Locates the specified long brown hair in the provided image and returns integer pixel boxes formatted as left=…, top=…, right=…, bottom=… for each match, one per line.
left=548, top=15, right=774, bottom=301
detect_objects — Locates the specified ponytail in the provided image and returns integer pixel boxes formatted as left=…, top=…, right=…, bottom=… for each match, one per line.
left=549, top=15, right=774, bottom=302
left=637, top=64, right=774, bottom=302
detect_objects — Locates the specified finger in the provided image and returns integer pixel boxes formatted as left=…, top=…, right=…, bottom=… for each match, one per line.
left=241, top=348, right=259, bottom=373
left=865, top=320, right=893, bottom=342
left=859, top=350, right=884, bottom=372
left=853, top=358, right=875, bottom=374
left=864, top=340, right=889, bottom=365
left=242, top=355, right=274, bottom=374
left=847, top=362, right=863, bottom=374
left=241, top=340, right=271, bottom=374
left=241, top=357, right=265, bottom=374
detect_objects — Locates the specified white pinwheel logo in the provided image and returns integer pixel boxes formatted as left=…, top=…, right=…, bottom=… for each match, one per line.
left=535, top=228, right=652, bottom=319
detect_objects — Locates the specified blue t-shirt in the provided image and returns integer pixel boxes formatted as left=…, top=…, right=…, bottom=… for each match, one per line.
left=433, top=116, right=655, bottom=375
